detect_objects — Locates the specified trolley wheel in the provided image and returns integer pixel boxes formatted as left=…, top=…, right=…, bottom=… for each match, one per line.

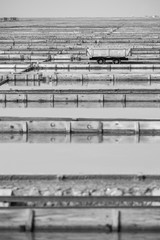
left=113, top=59, right=121, bottom=64
left=97, top=58, right=105, bottom=64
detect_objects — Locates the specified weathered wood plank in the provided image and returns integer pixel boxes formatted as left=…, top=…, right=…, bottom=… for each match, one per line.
left=35, top=209, right=111, bottom=231
left=0, top=118, right=160, bottom=134
left=0, top=210, right=28, bottom=230
left=28, top=121, right=70, bottom=133
left=71, top=121, right=102, bottom=133
left=140, top=121, right=160, bottom=135
left=54, top=94, right=77, bottom=102
left=78, top=94, right=103, bottom=102
left=6, top=94, right=26, bottom=102
left=0, top=121, right=27, bottom=133
left=0, top=208, right=160, bottom=232
left=120, top=209, right=160, bottom=232
left=27, top=94, right=54, bottom=102
left=102, top=121, right=138, bottom=135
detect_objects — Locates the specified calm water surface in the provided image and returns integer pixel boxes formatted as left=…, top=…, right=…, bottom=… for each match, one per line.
left=0, top=232, right=160, bottom=240
left=0, top=108, right=160, bottom=175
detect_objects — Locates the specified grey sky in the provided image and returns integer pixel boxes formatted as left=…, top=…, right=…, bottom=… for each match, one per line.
left=0, top=0, right=160, bottom=17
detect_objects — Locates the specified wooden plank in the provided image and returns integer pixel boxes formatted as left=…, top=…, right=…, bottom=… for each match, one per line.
left=78, top=94, right=103, bottom=102
left=104, top=94, right=125, bottom=102
left=102, top=121, right=138, bottom=135
left=54, top=102, right=77, bottom=108
left=140, top=121, right=160, bottom=135
left=0, top=121, right=27, bottom=133
left=0, top=208, right=159, bottom=232
left=126, top=94, right=160, bottom=102
left=0, top=209, right=28, bottom=230
left=27, top=102, right=53, bottom=108
left=54, top=94, right=77, bottom=102
left=120, top=209, right=160, bottom=232
left=34, top=209, right=111, bottom=231
left=27, top=94, right=54, bottom=102
left=6, top=94, right=26, bottom=102
left=71, top=121, right=102, bottom=133
left=27, top=121, right=70, bottom=133
left=2, top=92, right=160, bottom=104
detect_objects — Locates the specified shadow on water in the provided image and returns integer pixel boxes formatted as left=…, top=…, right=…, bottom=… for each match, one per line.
left=0, top=232, right=160, bottom=240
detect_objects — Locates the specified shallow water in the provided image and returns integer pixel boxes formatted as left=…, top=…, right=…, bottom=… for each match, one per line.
left=0, top=232, right=160, bottom=240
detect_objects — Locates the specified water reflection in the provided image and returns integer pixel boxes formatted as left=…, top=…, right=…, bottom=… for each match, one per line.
left=0, top=134, right=160, bottom=143
left=0, top=232, right=160, bottom=240
left=0, top=102, right=160, bottom=108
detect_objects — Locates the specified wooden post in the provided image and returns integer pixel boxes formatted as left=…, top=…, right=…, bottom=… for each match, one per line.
left=33, top=74, right=35, bottom=86
left=113, top=74, right=115, bottom=86
left=25, top=209, right=34, bottom=232
left=148, top=74, right=151, bottom=85
left=111, top=210, right=121, bottom=232
left=25, top=74, right=28, bottom=86
left=13, top=75, right=16, bottom=86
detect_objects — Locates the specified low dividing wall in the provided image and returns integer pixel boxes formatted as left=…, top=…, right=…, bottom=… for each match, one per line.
left=0, top=207, right=159, bottom=232
left=0, top=117, right=160, bottom=135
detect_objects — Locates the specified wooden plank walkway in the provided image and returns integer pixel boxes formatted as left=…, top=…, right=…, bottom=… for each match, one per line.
left=1, top=89, right=160, bottom=103
left=0, top=196, right=159, bottom=232
left=0, top=117, right=160, bottom=135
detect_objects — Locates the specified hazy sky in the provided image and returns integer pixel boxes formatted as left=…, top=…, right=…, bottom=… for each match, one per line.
left=0, top=0, right=160, bottom=18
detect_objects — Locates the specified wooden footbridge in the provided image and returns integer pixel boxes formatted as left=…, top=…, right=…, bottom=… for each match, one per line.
left=0, top=195, right=160, bottom=232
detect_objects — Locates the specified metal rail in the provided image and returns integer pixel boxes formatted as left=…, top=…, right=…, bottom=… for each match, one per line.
left=0, top=196, right=160, bottom=208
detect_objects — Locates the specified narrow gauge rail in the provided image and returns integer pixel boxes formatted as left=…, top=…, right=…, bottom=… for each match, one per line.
left=0, top=195, right=160, bottom=208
